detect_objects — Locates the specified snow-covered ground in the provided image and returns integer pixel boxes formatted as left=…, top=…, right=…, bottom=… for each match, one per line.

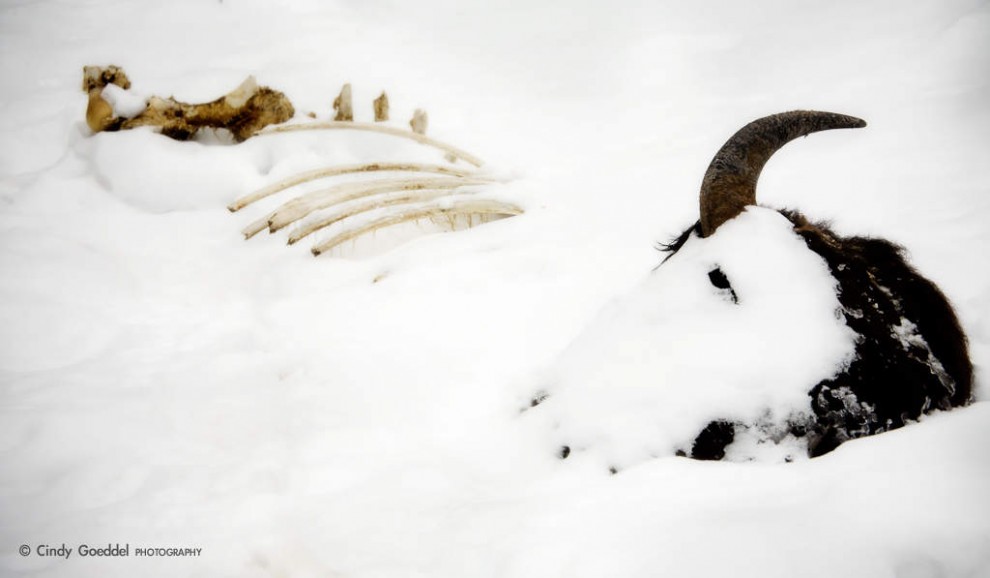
left=1, top=1, right=989, bottom=576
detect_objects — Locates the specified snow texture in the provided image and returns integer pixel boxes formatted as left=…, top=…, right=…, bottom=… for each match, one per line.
left=1, top=1, right=989, bottom=577
left=532, top=208, right=858, bottom=468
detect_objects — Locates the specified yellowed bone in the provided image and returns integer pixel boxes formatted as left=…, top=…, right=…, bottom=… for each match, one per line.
left=241, top=176, right=490, bottom=239
left=86, top=90, right=117, bottom=133
left=82, top=66, right=294, bottom=141
left=258, top=121, right=484, bottom=167
left=82, top=65, right=130, bottom=92
left=269, top=176, right=492, bottom=234
left=333, top=83, right=353, bottom=121
left=228, top=162, right=481, bottom=212
left=290, top=189, right=474, bottom=245
left=410, top=109, right=428, bottom=135
left=373, top=92, right=389, bottom=122
left=83, top=65, right=131, bottom=133
left=284, top=182, right=490, bottom=244
left=310, top=198, right=523, bottom=256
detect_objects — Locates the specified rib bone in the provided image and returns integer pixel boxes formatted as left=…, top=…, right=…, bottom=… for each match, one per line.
left=241, top=175, right=491, bottom=239
left=228, top=162, right=480, bottom=212
left=272, top=176, right=491, bottom=233
left=309, top=198, right=523, bottom=256
left=287, top=186, right=488, bottom=244
left=232, top=90, right=522, bottom=257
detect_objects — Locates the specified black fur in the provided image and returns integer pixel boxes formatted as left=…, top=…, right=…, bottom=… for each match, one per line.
left=656, top=222, right=701, bottom=267
left=663, top=213, right=973, bottom=459
left=691, top=420, right=736, bottom=460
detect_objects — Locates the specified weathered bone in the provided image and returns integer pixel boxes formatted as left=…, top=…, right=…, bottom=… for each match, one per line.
left=214, top=79, right=520, bottom=256
left=127, top=76, right=294, bottom=141
left=86, top=89, right=118, bottom=133
left=82, top=66, right=294, bottom=141
left=259, top=121, right=484, bottom=167
left=82, top=65, right=130, bottom=92
left=374, top=92, right=389, bottom=122
left=228, top=162, right=480, bottom=212
left=272, top=176, right=491, bottom=233
left=241, top=176, right=490, bottom=239
left=289, top=189, right=474, bottom=245
left=84, top=65, right=131, bottom=133
left=309, top=198, right=523, bottom=256
left=80, top=67, right=522, bottom=256
left=410, top=109, right=429, bottom=135
left=283, top=180, right=491, bottom=243
left=333, top=83, right=353, bottom=121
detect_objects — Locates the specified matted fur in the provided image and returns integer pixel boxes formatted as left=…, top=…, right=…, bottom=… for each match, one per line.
left=661, top=213, right=973, bottom=459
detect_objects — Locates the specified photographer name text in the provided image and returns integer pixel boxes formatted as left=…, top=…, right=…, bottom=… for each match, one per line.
left=21, top=543, right=201, bottom=559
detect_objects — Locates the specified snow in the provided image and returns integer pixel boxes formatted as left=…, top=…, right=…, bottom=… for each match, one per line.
left=1, top=1, right=989, bottom=577
left=532, top=207, right=858, bottom=468
left=100, top=84, right=147, bottom=120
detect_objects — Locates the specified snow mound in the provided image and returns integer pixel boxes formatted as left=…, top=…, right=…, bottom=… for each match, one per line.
left=532, top=208, right=856, bottom=468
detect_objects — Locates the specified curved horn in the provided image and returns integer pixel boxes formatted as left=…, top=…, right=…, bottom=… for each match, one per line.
left=699, top=110, right=866, bottom=237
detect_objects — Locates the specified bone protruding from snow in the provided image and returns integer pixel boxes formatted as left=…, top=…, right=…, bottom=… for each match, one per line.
left=410, top=109, right=428, bottom=135
left=125, top=78, right=294, bottom=141
left=279, top=178, right=491, bottom=242
left=333, top=83, right=353, bottom=121
left=228, top=162, right=482, bottom=213
left=274, top=176, right=491, bottom=233
left=83, top=65, right=132, bottom=133
left=260, top=121, right=484, bottom=167
left=373, top=91, right=389, bottom=122
left=86, top=89, right=118, bottom=133
left=241, top=176, right=489, bottom=239
left=81, top=65, right=294, bottom=141
left=82, top=65, right=131, bottom=92
left=289, top=189, right=479, bottom=245
left=310, top=198, right=523, bottom=256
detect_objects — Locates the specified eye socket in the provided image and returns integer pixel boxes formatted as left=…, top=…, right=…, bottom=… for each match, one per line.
left=708, top=267, right=731, bottom=290
left=708, top=267, right=739, bottom=304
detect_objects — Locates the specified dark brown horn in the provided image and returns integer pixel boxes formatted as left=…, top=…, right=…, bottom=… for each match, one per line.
left=699, top=110, right=866, bottom=237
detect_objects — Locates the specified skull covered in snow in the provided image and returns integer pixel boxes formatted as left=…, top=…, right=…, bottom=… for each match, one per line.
left=531, top=111, right=972, bottom=467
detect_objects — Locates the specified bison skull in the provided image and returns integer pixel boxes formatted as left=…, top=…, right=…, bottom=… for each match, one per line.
left=531, top=111, right=972, bottom=468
